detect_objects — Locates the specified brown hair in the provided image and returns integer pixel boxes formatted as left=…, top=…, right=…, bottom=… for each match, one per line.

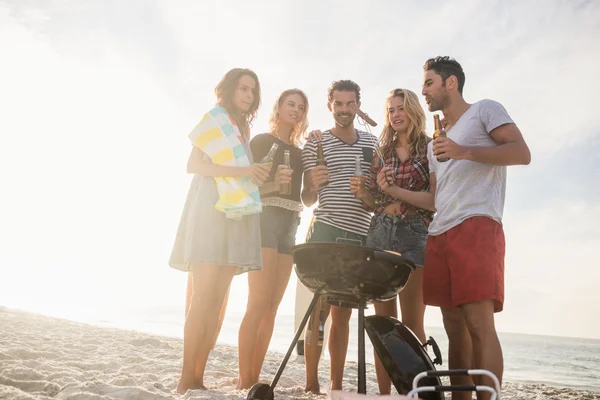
left=214, top=68, right=261, bottom=138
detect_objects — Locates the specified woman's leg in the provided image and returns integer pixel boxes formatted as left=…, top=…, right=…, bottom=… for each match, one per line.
left=372, top=298, right=398, bottom=394
left=177, top=264, right=236, bottom=394
left=399, top=267, right=427, bottom=343
left=237, top=248, right=279, bottom=389
left=186, top=273, right=231, bottom=384
left=251, top=252, right=294, bottom=382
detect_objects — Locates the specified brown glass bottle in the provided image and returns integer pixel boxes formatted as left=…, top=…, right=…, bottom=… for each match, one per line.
left=260, top=142, right=279, bottom=170
left=433, top=114, right=450, bottom=163
left=316, top=142, right=329, bottom=187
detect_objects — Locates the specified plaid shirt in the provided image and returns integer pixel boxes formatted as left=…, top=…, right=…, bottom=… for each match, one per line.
left=369, top=150, right=434, bottom=226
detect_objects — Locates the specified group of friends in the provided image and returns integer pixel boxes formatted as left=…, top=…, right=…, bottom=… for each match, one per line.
left=168, top=56, right=532, bottom=400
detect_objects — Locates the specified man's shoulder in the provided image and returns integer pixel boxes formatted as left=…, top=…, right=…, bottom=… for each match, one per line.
left=473, top=99, right=506, bottom=113
left=357, top=129, right=377, bottom=147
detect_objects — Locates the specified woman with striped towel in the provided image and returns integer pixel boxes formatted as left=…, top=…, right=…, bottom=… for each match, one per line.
left=169, top=68, right=270, bottom=394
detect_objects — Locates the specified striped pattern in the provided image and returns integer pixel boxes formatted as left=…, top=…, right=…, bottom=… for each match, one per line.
left=188, top=105, right=261, bottom=220
left=302, top=130, right=377, bottom=236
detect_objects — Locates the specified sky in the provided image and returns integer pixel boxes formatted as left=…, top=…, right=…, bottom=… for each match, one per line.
left=0, top=0, right=599, bottom=340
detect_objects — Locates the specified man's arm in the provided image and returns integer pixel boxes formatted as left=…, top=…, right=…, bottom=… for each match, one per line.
left=357, top=191, right=376, bottom=211
left=301, top=171, right=318, bottom=207
left=433, top=123, right=530, bottom=166
left=468, top=123, right=530, bottom=165
left=301, top=166, right=330, bottom=207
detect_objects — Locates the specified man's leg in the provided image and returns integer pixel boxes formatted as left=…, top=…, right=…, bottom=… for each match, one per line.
left=303, top=221, right=331, bottom=394
left=441, top=307, right=474, bottom=400
left=462, top=300, right=503, bottom=400
left=304, top=296, right=330, bottom=394
left=329, top=305, right=352, bottom=391
left=447, top=217, right=505, bottom=400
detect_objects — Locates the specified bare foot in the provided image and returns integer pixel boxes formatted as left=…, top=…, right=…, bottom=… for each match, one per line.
left=304, top=383, right=323, bottom=395
left=177, top=378, right=207, bottom=394
left=193, top=381, right=208, bottom=390
left=176, top=379, right=193, bottom=394
left=236, top=379, right=257, bottom=390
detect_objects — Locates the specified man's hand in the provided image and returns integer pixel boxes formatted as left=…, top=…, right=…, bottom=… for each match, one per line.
left=433, top=137, right=468, bottom=160
left=349, top=176, right=367, bottom=199
left=307, top=165, right=329, bottom=190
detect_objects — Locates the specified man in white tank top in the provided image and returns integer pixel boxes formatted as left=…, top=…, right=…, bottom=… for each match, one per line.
left=421, top=56, right=531, bottom=399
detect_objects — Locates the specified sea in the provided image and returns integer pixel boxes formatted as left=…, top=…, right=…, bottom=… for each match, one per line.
left=9, top=300, right=600, bottom=393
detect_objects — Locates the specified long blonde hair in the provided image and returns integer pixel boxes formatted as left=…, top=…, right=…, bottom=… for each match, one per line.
left=378, top=88, right=430, bottom=160
left=268, top=89, right=309, bottom=147
left=214, top=68, right=261, bottom=139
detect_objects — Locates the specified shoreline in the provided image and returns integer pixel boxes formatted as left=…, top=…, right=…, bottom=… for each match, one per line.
left=1, top=307, right=599, bottom=399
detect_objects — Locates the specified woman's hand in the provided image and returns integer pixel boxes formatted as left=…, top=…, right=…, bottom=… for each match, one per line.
left=376, top=167, right=394, bottom=193
left=274, top=164, right=292, bottom=185
left=307, top=130, right=324, bottom=142
left=249, top=163, right=271, bottom=185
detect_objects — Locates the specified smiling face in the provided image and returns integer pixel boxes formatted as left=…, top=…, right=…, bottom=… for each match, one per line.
left=387, top=95, right=408, bottom=134
left=277, top=93, right=306, bottom=127
left=328, top=90, right=359, bottom=128
left=232, top=74, right=257, bottom=113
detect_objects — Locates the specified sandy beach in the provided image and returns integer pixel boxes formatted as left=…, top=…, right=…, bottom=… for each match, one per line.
left=1, top=307, right=598, bottom=400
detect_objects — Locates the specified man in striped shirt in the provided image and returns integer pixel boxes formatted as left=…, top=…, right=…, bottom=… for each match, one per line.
left=301, top=80, right=377, bottom=394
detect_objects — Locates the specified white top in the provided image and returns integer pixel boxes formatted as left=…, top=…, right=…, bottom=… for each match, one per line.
left=427, top=99, right=514, bottom=236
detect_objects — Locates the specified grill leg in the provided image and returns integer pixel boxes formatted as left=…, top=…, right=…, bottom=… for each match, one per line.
left=270, top=292, right=321, bottom=390
left=357, top=297, right=366, bottom=394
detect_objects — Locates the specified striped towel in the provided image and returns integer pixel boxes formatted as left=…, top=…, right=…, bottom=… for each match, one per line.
left=189, top=105, right=262, bottom=220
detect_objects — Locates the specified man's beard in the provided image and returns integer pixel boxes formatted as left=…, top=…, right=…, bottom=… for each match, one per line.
left=334, top=112, right=355, bottom=128
left=429, top=87, right=450, bottom=112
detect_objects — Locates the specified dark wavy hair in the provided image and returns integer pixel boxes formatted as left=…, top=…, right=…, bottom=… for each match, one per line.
left=215, top=68, right=261, bottom=138
left=423, top=56, right=465, bottom=95
left=327, top=79, right=361, bottom=103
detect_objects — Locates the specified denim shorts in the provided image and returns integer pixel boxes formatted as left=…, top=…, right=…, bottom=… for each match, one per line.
left=366, top=214, right=428, bottom=267
left=260, top=206, right=301, bottom=255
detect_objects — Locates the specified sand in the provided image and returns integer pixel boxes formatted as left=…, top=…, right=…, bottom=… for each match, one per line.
left=1, top=307, right=598, bottom=400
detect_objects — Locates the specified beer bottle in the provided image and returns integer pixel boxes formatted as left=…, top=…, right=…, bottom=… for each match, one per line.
left=259, top=142, right=279, bottom=171
left=353, top=155, right=363, bottom=177
left=316, top=142, right=329, bottom=187
left=279, top=150, right=292, bottom=195
left=433, top=114, right=449, bottom=163
left=353, top=155, right=367, bottom=199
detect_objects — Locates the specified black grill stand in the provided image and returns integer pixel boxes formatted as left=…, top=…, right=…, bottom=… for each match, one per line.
left=246, top=292, right=369, bottom=400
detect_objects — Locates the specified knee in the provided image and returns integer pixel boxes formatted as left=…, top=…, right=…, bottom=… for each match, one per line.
left=264, top=302, right=280, bottom=320
left=464, top=312, right=495, bottom=342
left=330, top=308, right=351, bottom=327
left=401, top=306, right=425, bottom=328
left=442, top=309, right=467, bottom=338
left=246, top=297, right=271, bottom=319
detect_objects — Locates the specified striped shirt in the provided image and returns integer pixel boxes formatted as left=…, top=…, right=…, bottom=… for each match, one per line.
left=302, top=129, right=377, bottom=236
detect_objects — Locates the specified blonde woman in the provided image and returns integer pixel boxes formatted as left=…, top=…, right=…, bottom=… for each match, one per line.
left=169, top=68, right=269, bottom=393
left=237, top=89, right=309, bottom=389
left=350, top=88, right=435, bottom=395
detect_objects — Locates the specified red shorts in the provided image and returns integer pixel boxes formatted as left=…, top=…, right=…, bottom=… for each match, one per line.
left=423, top=216, right=505, bottom=312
